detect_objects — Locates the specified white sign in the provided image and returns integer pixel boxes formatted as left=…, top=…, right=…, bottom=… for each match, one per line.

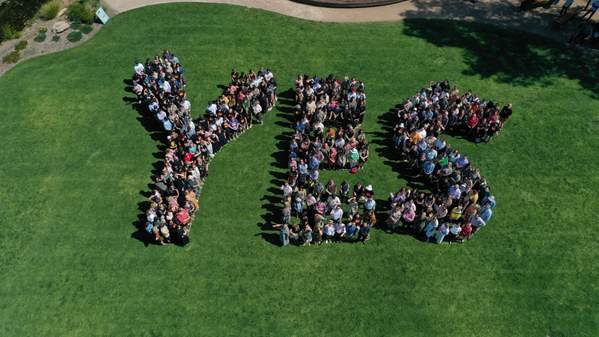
left=96, top=7, right=110, bottom=24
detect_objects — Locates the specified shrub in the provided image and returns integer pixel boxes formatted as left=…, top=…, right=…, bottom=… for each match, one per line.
left=39, top=27, right=48, bottom=34
left=80, top=24, right=93, bottom=34
left=34, top=32, right=47, bottom=42
left=66, top=30, right=82, bottom=43
left=39, top=0, right=61, bottom=20
left=0, top=24, right=19, bottom=41
left=70, top=21, right=81, bottom=30
left=0, top=0, right=46, bottom=43
left=81, top=0, right=100, bottom=7
left=52, top=35, right=60, bottom=42
left=67, top=3, right=95, bottom=24
left=2, top=50, right=20, bottom=64
left=15, top=40, right=28, bottom=51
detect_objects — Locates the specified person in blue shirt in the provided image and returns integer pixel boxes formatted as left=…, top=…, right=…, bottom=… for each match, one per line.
left=358, top=222, right=371, bottom=243
left=295, top=120, right=305, bottom=133
left=346, top=221, right=358, bottom=242
left=480, top=205, right=493, bottom=223
left=423, top=160, right=435, bottom=176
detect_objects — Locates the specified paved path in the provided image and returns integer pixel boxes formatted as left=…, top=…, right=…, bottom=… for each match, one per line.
left=101, top=0, right=596, bottom=42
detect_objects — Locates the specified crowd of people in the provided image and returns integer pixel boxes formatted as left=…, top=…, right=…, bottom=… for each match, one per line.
left=392, top=80, right=510, bottom=143
left=287, top=74, right=370, bottom=185
left=385, top=81, right=504, bottom=243
left=278, top=180, right=377, bottom=246
left=277, top=74, right=375, bottom=246
left=131, top=50, right=276, bottom=245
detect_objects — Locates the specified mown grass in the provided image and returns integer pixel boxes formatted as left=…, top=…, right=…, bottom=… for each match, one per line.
left=0, top=3, right=598, bottom=337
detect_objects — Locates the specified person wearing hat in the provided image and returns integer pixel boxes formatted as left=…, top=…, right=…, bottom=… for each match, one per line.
left=364, top=186, right=376, bottom=212
left=348, top=147, right=360, bottom=171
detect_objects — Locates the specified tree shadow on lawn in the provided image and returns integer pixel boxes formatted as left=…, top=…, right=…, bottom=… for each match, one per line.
left=402, top=18, right=599, bottom=99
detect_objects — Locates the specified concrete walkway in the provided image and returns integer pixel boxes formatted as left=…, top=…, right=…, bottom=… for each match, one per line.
left=101, top=0, right=597, bottom=42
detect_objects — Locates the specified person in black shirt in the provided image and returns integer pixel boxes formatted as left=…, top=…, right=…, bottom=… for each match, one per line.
left=499, top=103, right=513, bottom=122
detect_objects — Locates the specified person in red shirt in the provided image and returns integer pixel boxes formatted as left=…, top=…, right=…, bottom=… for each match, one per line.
left=461, top=223, right=473, bottom=241
left=467, top=112, right=479, bottom=129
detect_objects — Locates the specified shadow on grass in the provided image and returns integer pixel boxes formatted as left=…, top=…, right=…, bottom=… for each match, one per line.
left=372, top=97, right=499, bottom=242
left=123, top=78, right=168, bottom=247
left=402, top=18, right=599, bottom=98
left=370, top=105, right=431, bottom=242
left=257, top=89, right=295, bottom=244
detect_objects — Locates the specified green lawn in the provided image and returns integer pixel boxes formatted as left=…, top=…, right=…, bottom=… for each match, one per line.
left=1, top=3, right=598, bottom=337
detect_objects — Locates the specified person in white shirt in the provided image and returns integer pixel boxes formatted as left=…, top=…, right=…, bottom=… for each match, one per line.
left=448, top=224, right=462, bottom=243
left=326, top=195, right=341, bottom=212
left=323, top=221, right=335, bottom=243
left=206, top=101, right=217, bottom=116
left=330, top=204, right=344, bottom=223
left=134, top=62, right=144, bottom=76
left=334, top=222, right=346, bottom=242
left=252, top=100, right=263, bottom=124
left=281, top=183, right=293, bottom=200
left=161, top=80, right=171, bottom=94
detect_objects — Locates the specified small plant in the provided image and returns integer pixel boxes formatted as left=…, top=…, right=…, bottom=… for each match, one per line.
left=39, top=27, right=48, bottom=34
left=52, top=35, right=60, bottom=42
left=39, top=0, right=61, bottom=20
left=0, top=24, right=19, bottom=41
left=80, top=25, right=93, bottom=34
left=34, top=32, right=47, bottom=43
left=67, top=31, right=82, bottom=43
left=70, top=21, right=81, bottom=30
left=2, top=50, right=20, bottom=64
left=67, top=3, right=95, bottom=24
left=15, top=40, right=28, bottom=51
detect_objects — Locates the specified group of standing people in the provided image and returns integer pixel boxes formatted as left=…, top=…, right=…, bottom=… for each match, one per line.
left=278, top=180, right=377, bottom=246
left=131, top=50, right=276, bottom=245
left=288, top=74, right=370, bottom=187
left=385, top=81, right=504, bottom=243
left=278, top=74, right=375, bottom=246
